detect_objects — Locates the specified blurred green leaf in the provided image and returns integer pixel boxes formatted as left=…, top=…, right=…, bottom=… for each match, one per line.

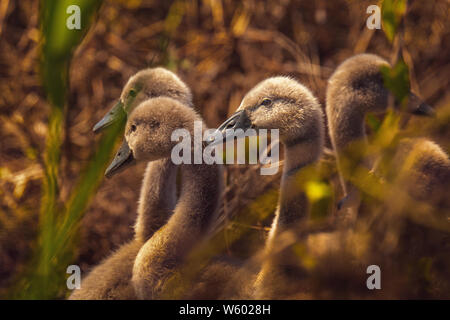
left=381, top=0, right=407, bottom=43
left=306, top=180, right=332, bottom=222
left=41, top=0, right=103, bottom=108
left=12, top=0, right=103, bottom=300
left=292, top=243, right=316, bottom=271
left=380, top=58, right=410, bottom=106
left=366, top=113, right=382, bottom=133
left=305, top=180, right=330, bottom=202
left=372, top=109, right=401, bottom=147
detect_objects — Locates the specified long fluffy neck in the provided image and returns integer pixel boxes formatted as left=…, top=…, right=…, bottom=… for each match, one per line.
left=170, top=163, right=222, bottom=233
left=328, top=103, right=368, bottom=225
left=132, top=162, right=222, bottom=299
left=329, top=103, right=366, bottom=154
left=254, top=136, right=322, bottom=299
left=134, top=159, right=177, bottom=242
left=262, top=137, right=323, bottom=250
left=276, top=137, right=323, bottom=232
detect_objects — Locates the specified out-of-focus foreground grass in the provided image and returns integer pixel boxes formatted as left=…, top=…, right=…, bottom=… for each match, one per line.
left=9, top=0, right=116, bottom=299
left=0, top=0, right=449, bottom=299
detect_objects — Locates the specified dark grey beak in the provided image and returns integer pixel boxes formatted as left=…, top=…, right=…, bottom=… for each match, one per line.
left=407, top=92, right=435, bottom=117
left=105, top=140, right=135, bottom=178
left=206, top=110, right=252, bottom=146
left=93, top=101, right=125, bottom=133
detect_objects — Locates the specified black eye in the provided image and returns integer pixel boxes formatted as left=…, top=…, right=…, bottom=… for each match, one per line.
left=129, top=89, right=137, bottom=98
left=261, top=98, right=272, bottom=106
left=130, top=124, right=137, bottom=132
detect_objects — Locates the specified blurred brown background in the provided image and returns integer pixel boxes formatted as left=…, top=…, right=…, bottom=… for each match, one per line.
left=0, top=0, right=449, bottom=296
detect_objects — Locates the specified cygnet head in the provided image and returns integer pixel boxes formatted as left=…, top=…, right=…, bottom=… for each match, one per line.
left=93, top=68, right=192, bottom=133
left=105, top=97, right=201, bottom=178
left=326, top=53, right=434, bottom=117
left=211, top=76, right=324, bottom=146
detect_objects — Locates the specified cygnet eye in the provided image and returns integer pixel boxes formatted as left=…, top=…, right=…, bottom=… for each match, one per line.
left=129, top=89, right=137, bottom=98
left=261, top=98, right=272, bottom=107
left=130, top=124, right=137, bottom=132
